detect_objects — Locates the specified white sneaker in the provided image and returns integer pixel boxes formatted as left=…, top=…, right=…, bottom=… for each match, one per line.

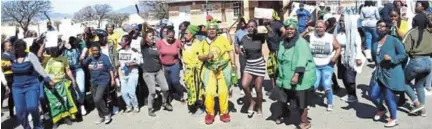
left=327, top=105, right=333, bottom=112
left=341, top=95, right=358, bottom=103
left=240, top=90, right=245, bottom=96
left=425, top=88, right=432, bottom=96
left=113, top=106, right=119, bottom=115
left=384, top=119, right=399, bottom=127
left=364, top=49, right=372, bottom=60
left=81, top=105, right=87, bottom=116
left=28, top=115, right=32, bottom=122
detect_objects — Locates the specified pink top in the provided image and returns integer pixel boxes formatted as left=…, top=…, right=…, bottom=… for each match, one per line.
left=156, top=39, right=182, bottom=65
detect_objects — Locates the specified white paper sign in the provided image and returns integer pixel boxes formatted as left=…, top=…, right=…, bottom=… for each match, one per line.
left=45, top=31, right=59, bottom=48
left=254, top=8, right=273, bottom=19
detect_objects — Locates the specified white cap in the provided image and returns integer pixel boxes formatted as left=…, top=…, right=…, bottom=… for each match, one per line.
left=319, top=2, right=325, bottom=7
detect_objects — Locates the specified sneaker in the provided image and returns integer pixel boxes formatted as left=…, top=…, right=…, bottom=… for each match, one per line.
left=384, top=119, right=398, bottom=128
left=205, top=114, right=215, bottom=125
left=409, top=104, right=425, bottom=114
left=327, top=105, right=333, bottom=112
left=95, top=118, right=104, bottom=124
left=134, top=107, right=140, bottom=113
left=28, top=114, right=32, bottom=122
left=148, top=108, right=156, bottom=117
left=425, top=88, right=432, bottom=96
left=125, top=106, right=133, bottom=113
left=163, top=103, right=173, bottom=111
left=81, top=105, right=87, bottom=116
left=104, top=115, right=112, bottom=124
left=113, top=106, right=119, bottom=115
left=420, top=109, right=427, bottom=117
left=374, top=110, right=386, bottom=121
left=220, top=114, right=231, bottom=123
left=364, top=49, right=372, bottom=60
left=341, top=95, right=358, bottom=103
left=64, top=118, right=73, bottom=125
left=240, top=90, right=245, bottom=96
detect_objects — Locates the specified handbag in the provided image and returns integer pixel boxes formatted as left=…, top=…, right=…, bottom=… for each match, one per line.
left=269, top=86, right=288, bottom=103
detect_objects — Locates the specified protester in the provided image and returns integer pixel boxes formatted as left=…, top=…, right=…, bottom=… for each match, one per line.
left=198, top=21, right=236, bottom=124
left=296, top=3, right=312, bottom=33
left=335, top=17, right=363, bottom=102
left=234, top=18, right=248, bottom=95
left=390, top=8, right=409, bottom=39
left=63, top=36, right=87, bottom=115
left=156, top=29, right=185, bottom=103
left=306, top=20, right=341, bottom=111
left=238, top=20, right=266, bottom=118
left=118, top=35, right=142, bottom=113
left=82, top=44, right=115, bottom=124
left=360, top=1, right=380, bottom=61
left=181, top=25, right=204, bottom=114
left=141, top=29, right=172, bottom=117
left=274, top=17, right=316, bottom=129
left=40, top=46, right=78, bottom=128
left=1, top=41, right=15, bottom=117
left=402, top=12, right=432, bottom=116
left=11, top=39, right=54, bottom=129
left=264, top=9, right=285, bottom=95
left=369, top=20, right=406, bottom=127
left=106, top=23, right=121, bottom=51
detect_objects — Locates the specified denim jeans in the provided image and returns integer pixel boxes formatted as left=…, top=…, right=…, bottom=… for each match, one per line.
left=361, top=27, right=378, bottom=50
left=424, top=57, right=432, bottom=89
left=74, top=68, right=86, bottom=104
left=164, top=63, right=185, bottom=100
left=404, top=56, right=431, bottom=105
left=369, top=80, right=398, bottom=119
left=314, top=64, right=334, bottom=105
left=120, top=71, right=139, bottom=108
left=12, top=83, right=43, bottom=129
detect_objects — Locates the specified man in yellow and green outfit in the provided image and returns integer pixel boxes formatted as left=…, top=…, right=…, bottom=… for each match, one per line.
left=182, top=25, right=204, bottom=114
left=197, top=22, right=236, bottom=124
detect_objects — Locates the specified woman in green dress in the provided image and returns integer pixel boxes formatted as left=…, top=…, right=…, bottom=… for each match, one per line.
left=275, top=17, right=316, bottom=129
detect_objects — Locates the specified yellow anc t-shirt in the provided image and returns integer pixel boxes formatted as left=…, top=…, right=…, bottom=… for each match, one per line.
left=43, top=56, right=70, bottom=83
left=197, top=36, right=233, bottom=70
left=182, top=39, right=203, bottom=68
left=108, top=32, right=121, bottom=51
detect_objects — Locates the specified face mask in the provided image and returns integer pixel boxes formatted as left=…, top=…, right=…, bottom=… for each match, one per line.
left=376, top=30, right=388, bottom=39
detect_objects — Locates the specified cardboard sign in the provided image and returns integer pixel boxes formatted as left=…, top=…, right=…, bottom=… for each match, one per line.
left=45, top=31, right=59, bottom=48
left=254, top=8, right=273, bottom=19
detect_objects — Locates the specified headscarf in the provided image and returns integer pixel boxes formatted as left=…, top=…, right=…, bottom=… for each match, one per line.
left=122, top=24, right=133, bottom=32
left=207, top=22, right=219, bottom=30
left=412, top=12, right=427, bottom=47
left=186, top=25, right=199, bottom=35
left=272, top=9, right=280, bottom=21
left=283, top=17, right=298, bottom=28
left=106, top=23, right=115, bottom=28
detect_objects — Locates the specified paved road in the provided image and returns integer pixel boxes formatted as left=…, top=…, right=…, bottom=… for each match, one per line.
left=2, top=65, right=432, bottom=129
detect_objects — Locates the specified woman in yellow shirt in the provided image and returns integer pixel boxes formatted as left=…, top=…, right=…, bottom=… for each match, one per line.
left=390, top=8, right=409, bottom=39
left=182, top=25, right=204, bottom=114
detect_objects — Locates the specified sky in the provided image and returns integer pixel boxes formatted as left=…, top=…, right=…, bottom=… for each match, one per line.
left=51, top=0, right=138, bottom=14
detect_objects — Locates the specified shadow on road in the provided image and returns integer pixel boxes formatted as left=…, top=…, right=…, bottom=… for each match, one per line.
left=1, top=117, right=19, bottom=129
left=265, top=102, right=303, bottom=126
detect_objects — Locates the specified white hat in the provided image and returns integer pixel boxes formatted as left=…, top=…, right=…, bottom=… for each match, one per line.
left=319, top=2, right=325, bottom=7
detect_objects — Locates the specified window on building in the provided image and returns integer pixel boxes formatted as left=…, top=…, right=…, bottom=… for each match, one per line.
left=233, top=2, right=241, bottom=18
left=202, top=4, right=213, bottom=13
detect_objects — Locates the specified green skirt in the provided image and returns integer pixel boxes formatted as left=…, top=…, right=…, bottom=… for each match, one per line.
left=44, top=80, right=78, bottom=123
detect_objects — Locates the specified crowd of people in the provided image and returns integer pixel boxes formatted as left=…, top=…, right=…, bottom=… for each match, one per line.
left=1, top=0, right=432, bottom=129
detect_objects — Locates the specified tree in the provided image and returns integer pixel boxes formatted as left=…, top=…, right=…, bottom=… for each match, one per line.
left=73, top=6, right=97, bottom=23
left=94, top=4, right=112, bottom=28
left=106, top=13, right=129, bottom=27
left=1, top=1, right=52, bottom=34
left=140, top=1, right=168, bottom=20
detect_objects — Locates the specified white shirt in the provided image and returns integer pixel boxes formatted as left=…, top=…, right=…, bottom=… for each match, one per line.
left=309, top=32, right=334, bottom=66
left=118, top=48, right=142, bottom=77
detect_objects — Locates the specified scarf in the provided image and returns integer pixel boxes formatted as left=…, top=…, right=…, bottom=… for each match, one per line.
left=342, top=9, right=358, bottom=71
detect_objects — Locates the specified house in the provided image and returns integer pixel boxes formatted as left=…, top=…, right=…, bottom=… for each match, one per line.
left=167, top=0, right=290, bottom=31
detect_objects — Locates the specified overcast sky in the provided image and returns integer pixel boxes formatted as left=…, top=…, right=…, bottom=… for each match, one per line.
left=51, top=0, right=137, bottom=14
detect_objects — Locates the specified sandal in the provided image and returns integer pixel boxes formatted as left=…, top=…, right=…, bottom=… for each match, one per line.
left=247, top=110, right=255, bottom=118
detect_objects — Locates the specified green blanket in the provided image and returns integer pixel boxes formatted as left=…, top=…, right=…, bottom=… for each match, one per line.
left=44, top=80, right=78, bottom=123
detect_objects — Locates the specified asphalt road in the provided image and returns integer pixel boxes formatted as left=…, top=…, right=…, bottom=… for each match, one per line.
left=2, top=64, right=432, bottom=129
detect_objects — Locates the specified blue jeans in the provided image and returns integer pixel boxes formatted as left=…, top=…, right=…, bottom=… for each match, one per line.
left=361, top=27, right=378, bottom=50
left=120, top=72, right=139, bottom=108
left=314, top=64, right=334, bottom=105
left=369, top=80, right=398, bottom=119
left=404, top=57, right=431, bottom=105
left=12, top=83, right=43, bottom=129
left=164, top=63, right=185, bottom=100
left=424, top=57, right=432, bottom=89
left=74, top=68, right=86, bottom=104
